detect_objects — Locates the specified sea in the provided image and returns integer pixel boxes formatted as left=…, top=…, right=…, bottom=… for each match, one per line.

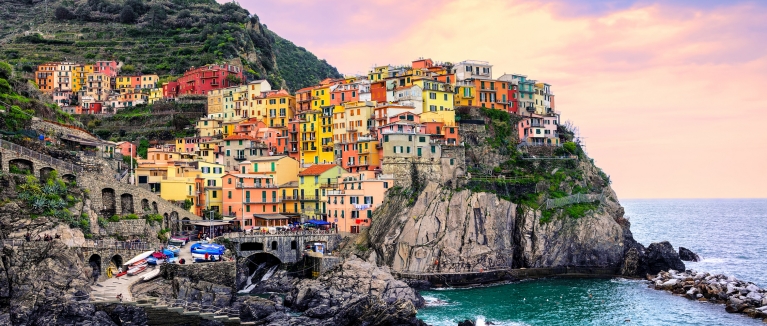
left=417, top=199, right=767, bottom=326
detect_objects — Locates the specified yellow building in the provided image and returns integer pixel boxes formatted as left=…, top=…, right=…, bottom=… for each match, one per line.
left=413, top=79, right=455, bottom=122
left=454, top=85, right=475, bottom=107
left=196, top=161, right=226, bottom=213
left=196, top=118, right=223, bottom=137
left=264, top=89, right=294, bottom=128
left=72, top=64, right=93, bottom=93
left=246, top=80, right=272, bottom=118
left=115, top=76, right=133, bottom=94
left=311, top=85, right=331, bottom=110
left=368, top=65, right=391, bottom=82
left=298, top=164, right=346, bottom=219
left=147, top=88, right=163, bottom=104
left=207, top=89, right=224, bottom=117
left=84, top=72, right=112, bottom=101
left=249, top=155, right=300, bottom=186
left=232, top=85, right=248, bottom=118
left=140, top=74, right=158, bottom=89
left=299, top=107, right=335, bottom=165
left=197, top=140, right=220, bottom=164
left=533, top=83, right=545, bottom=115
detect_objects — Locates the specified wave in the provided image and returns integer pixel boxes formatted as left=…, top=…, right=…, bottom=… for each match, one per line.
left=476, top=315, right=530, bottom=326
left=422, top=295, right=452, bottom=307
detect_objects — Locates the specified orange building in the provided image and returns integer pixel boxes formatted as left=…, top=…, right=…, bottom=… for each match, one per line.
left=35, top=63, right=58, bottom=93
left=326, top=171, right=394, bottom=233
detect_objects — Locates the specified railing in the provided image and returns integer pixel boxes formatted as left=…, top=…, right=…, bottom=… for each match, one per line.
left=319, top=182, right=338, bottom=188
left=244, top=197, right=281, bottom=204
left=237, top=182, right=279, bottom=189
left=226, top=229, right=338, bottom=238
left=299, top=195, right=318, bottom=201
left=0, top=139, right=84, bottom=173
left=545, top=192, right=605, bottom=209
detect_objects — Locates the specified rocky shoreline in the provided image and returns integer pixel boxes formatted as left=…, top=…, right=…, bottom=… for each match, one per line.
left=649, top=269, right=767, bottom=322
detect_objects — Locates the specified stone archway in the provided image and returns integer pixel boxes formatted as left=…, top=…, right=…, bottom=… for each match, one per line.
left=62, top=174, right=76, bottom=183
left=240, top=252, right=282, bottom=291
left=8, top=159, right=33, bottom=174
left=141, top=199, right=150, bottom=213
left=101, top=188, right=116, bottom=217
left=39, top=167, right=56, bottom=181
left=120, top=193, right=134, bottom=214
left=152, top=201, right=158, bottom=214
left=109, top=254, right=123, bottom=277
left=88, top=254, right=102, bottom=278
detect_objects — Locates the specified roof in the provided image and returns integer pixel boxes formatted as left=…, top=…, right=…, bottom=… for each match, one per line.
left=298, top=164, right=338, bottom=176
left=250, top=155, right=287, bottom=162
left=266, top=89, right=291, bottom=98
left=253, top=214, right=289, bottom=220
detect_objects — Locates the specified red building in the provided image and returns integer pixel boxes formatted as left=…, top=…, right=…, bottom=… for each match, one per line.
left=163, top=81, right=180, bottom=99
left=370, top=81, right=386, bottom=103
left=507, top=83, right=520, bottom=114
left=176, top=64, right=244, bottom=96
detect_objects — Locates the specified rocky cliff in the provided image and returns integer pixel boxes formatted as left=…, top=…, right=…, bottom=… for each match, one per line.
left=359, top=109, right=683, bottom=281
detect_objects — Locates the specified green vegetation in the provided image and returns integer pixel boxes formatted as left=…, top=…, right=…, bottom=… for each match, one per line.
left=145, top=213, right=163, bottom=226
left=14, top=171, right=89, bottom=235
left=77, top=100, right=205, bottom=142
left=157, top=228, right=170, bottom=242
left=0, top=61, right=78, bottom=129
left=2, top=0, right=340, bottom=91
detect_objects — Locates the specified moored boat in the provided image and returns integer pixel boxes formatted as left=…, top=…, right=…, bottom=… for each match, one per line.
left=127, top=259, right=148, bottom=276
left=142, top=269, right=161, bottom=281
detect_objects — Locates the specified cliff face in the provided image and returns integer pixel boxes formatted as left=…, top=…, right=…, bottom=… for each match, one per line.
left=366, top=161, right=628, bottom=275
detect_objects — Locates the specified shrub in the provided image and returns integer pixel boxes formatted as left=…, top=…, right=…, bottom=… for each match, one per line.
left=563, top=142, right=577, bottom=155
left=0, top=62, right=12, bottom=80
left=98, top=217, right=108, bottom=227
left=124, top=213, right=139, bottom=220
left=145, top=213, right=163, bottom=225
left=109, top=214, right=121, bottom=222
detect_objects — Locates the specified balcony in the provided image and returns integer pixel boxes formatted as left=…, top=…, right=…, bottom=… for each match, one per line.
left=299, top=195, right=319, bottom=201
left=358, top=147, right=371, bottom=154
left=303, top=146, right=318, bottom=152
left=237, top=182, right=279, bottom=189
left=319, top=181, right=339, bottom=188
left=233, top=155, right=247, bottom=161
left=243, top=197, right=281, bottom=204
left=327, top=190, right=345, bottom=195
left=288, top=148, right=299, bottom=153
left=281, top=196, right=299, bottom=201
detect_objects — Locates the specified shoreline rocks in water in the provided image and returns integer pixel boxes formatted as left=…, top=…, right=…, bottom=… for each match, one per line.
left=649, top=269, right=767, bottom=321
left=678, top=247, right=701, bottom=262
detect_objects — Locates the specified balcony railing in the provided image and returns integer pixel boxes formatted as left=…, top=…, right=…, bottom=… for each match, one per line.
left=319, top=182, right=339, bottom=188
left=236, top=182, right=279, bottom=189
left=299, top=195, right=319, bottom=201
left=243, top=197, right=282, bottom=203
left=234, top=155, right=247, bottom=161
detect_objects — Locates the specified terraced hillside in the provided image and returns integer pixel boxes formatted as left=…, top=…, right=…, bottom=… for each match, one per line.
left=0, top=0, right=341, bottom=91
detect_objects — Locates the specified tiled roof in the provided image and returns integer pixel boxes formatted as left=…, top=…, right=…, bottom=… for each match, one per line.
left=298, top=164, right=338, bottom=176
left=223, top=134, right=257, bottom=141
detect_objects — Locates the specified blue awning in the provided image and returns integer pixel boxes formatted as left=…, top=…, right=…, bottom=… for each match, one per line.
left=306, top=219, right=330, bottom=225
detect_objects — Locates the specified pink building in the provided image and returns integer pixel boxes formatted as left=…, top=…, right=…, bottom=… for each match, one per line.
left=326, top=171, right=394, bottom=233
left=116, top=141, right=137, bottom=157
left=517, top=114, right=560, bottom=146
left=94, top=61, right=119, bottom=77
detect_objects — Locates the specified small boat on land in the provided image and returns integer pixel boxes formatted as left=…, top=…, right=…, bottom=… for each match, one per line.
left=124, top=251, right=154, bottom=266
left=192, top=253, right=221, bottom=262
left=190, top=243, right=225, bottom=256
left=127, top=259, right=148, bottom=276
left=142, top=269, right=161, bottom=281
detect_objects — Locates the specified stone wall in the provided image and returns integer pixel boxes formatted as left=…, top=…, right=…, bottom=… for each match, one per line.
left=305, top=253, right=341, bottom=278
left=101, top=220, right=161, bottom=240
left=381, top=144, right=466, bottom=188
left=231, top=233, right=342, bottom=264
left=160, top=262, right=236, bottom=308
left=31, top=120, right=97, bottom=140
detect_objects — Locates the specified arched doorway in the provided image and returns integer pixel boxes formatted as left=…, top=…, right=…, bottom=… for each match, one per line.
left=88, top=254, right=102, bottom=280
left=108, top=255, right=123, bottom=278
left=101, top=188, right=116, bottom=217
left=120, top=193, right=134, bottom=214
left=141, top=199, right=150, bottom=213
left=62, top=174, right=76, bottom=183
left=39, top=167, right=56, bottom=181
left=152, top=202, right=158, bottom=214
left=8, top=159, right=33, bottom=174
left=240, top=252, right=282, bottom=291
left=169, top=211, right=179, bottom=231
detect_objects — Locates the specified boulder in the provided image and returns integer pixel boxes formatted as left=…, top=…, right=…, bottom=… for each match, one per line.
left=458, top=320, right=476, bottom=326
left=641, top=242, right=686, bottom=275
left=678, top=247, right=700, bottom=262
left=239, top=297, right=278, bottom=322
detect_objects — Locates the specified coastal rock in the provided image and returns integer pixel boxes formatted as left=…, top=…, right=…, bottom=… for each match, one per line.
left=678, top=247, right=700, bottom=262
left=457, top=320, right=476, bottom=326
left=239, top=297, right=278, bottom=322
left=640, top=242, right=685, bottom=275
left=286, top=257, right=425, bottom=325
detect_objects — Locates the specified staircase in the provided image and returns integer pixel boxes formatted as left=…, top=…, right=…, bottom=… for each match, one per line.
left=91, top=296, right=253, bottom=325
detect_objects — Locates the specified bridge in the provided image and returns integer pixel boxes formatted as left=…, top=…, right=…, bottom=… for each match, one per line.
left=226, top=230, right=341, bottom=264
left=0, top=139, right=202, bottom=230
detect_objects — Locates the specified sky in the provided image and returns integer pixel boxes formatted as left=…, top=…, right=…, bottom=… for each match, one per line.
left=225, top=0, right=767, bottom=199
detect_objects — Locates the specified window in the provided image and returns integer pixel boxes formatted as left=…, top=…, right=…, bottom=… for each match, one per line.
left=227, top=191, right=232, bottom=199
left=383, top=182, right=389, bottom=188
left=444, top=94, right=448, bottom=101
left=246, top=205, right=250, bottom=212
left=406, top=147, right=411, bottom=153
left=429, top=92, right=436, bottom=99
left=212, top=191, right=217, bottom=198
left=450, top=159, right=455, bottom=165
left=431, top=145, right=436, bottom=153
left=419, top=136, right=426, bottom=142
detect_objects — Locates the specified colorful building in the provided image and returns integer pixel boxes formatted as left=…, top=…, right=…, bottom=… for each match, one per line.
left=35, top=62, right=58, bottom=93
left=517, top=114, right=560, bottom=146
left=298, top=164, right=346, bottom=220
left=176, top=64, right=244, bottom=96
left=326, top=170, right=393, bottom=233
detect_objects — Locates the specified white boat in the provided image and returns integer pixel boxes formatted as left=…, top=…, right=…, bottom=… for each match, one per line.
left=192, top=253, right=221, bottom=262
left=124, top=251, right=154, bottom=266
left=142, top=269, right=161, bottom=281
left=127, top=260, right=148, bottom=276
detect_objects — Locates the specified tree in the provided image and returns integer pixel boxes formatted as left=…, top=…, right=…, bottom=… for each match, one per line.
left=121, top=64, right=135, bottom=73
left=225, top=74, right=242, bottom=86
left=54, top=6, right=74, bottom=20
left=137, top=138, right=149, bottom=159
left=120, top=5, right=136, bottom=24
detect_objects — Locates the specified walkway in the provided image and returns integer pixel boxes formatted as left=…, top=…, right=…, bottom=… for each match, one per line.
left=90, top=265, right=159, bottom=303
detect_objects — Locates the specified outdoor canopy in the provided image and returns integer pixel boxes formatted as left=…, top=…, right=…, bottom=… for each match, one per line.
left=306, top=219, right=330, bottom=226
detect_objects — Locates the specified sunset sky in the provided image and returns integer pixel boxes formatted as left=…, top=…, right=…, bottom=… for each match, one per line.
left=229, top=0, right=767, bottom=199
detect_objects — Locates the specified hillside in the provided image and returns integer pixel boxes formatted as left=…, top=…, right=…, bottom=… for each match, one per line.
left=0, top=0, right=341, bottom=91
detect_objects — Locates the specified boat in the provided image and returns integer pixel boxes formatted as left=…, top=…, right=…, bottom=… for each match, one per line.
left=168, top=235, right=190, bottom=247
left=190, top=243, right=225, bottom=256
left=192, top=253, right=221, bottom=262
left=167, top=245, right=181, bottom=256
left=124, top=251, right=154, bottom=266
left=127, top=259, right=148, bottom=276
left=142, top=269, right=161, bottom=281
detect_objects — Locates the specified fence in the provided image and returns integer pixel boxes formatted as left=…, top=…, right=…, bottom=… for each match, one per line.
left=545, top=191, right=605, bottom=209
left=0, top=138, right=84, bottom=173
left=78, top=239, right=152, bottom=251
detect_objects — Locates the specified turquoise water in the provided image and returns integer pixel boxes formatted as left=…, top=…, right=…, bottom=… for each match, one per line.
left=417, top=199, right=767, bottom=325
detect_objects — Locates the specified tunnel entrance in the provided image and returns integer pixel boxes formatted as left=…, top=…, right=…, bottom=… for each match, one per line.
left=240, top=253, right=282, bottom=294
